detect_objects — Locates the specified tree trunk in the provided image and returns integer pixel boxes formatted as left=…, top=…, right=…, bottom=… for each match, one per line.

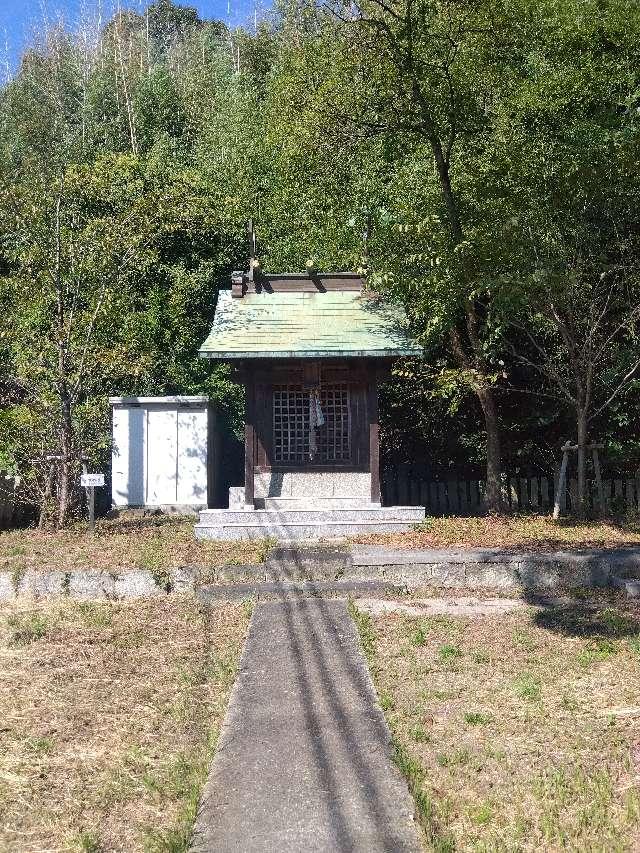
left=38, top=463, right=56, bottom=529
left=576, top=406, right=588, bottom=517
left=57, top=391, right=74, bottom=528
left=430, top=138, right=504, bottom=512
left=449, top=328, right=504, bottom=513
left=476, top=385, right=504, bottom=513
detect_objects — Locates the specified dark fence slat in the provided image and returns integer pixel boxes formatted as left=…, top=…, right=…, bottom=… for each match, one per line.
left=446, top=480, right=459, bottom=514
left=383, top=466, right=640, bottom=515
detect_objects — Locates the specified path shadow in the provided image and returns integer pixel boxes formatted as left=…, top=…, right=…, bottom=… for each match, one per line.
left=529, top=593, right=640, bottom=638
left=273, top=585, right=419, bottom=852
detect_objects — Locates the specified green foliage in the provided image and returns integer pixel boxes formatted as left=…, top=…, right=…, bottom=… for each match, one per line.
left=2, top=0, right=640, bottom=523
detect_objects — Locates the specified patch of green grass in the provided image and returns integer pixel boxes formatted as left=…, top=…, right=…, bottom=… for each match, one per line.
left=349, top=602, right=456, bottom=849
left=99, top=764, right=140, bottom=807
left=256, top=537, right=277, bottom=564
left=142, top=740, right=216, bottom=853
left=410, top=624, right=428, bottom=647
left=628, top=635, right=640, bottom=658
left=470, top=800, right=494, bottom=826
left=74, top=602, right=113, bottom=628
left=379, top=690, right=395, bottom=712
left=600, top=608, right=637, bottom=636
left=436, top=748, right=470, bottom=768
left=392, top=738, right=456, bottom=851
left=571, top=587, right=590, bottom=600
left=143, top=753, right=195, bottom=800
left=241, top=598, right=255, bottom=619
left=210, top=652, right=237, bottom=682
left=364, top=603, right=640, bottom=850
left=137, top=541, right=172, bottom=591
left=512, top=628, right=535, bottom=651
left=6, top=544, right=27, bottom=557
left=578, top=638, right=618, bottom=667
left=464, top=711, right=491, bottom=726
left=533, top=766, right=619, bottom=845
left=513, top=673, right=542, bottom=702
left=25, top=735, right=55, bottom=755
left=7, top=612, right=49, bottom=646
left=136, top=540, right=165, bottom=571
left=438, top=643, right=462, bottom=663
left=410, top=724, right=431, bottom=743
left=348, top=600, right=376, bottom=663
left=72, top=830, right=102, bottom=853
left=9, top=559, right=27, bottom=592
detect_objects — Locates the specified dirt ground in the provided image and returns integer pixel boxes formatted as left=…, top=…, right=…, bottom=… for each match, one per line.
left=353, top=591, right=640, bottom=852
left=354, top=513, right=640, bottom=551
left=0, top=596, right=250, bottom=852
left=0, top=514, right=266, bottom=576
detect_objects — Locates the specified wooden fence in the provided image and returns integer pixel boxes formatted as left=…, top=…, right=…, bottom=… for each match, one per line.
left=383, top=465, right=640, bottom=516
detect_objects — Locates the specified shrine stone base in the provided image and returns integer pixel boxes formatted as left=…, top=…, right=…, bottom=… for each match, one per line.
left=194, top=500, right=425, bottom=541
left=255, top=471, right=371, bottom=498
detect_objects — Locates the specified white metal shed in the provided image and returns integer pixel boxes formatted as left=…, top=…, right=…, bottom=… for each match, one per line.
left=110, top=396, right=213, bottom=510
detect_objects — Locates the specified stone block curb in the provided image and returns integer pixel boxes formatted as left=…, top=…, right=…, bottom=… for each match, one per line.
left=2, top=546, right=640, bottom=599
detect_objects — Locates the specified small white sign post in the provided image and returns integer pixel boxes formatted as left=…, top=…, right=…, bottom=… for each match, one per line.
left=80, top=472, right=105, bottom=534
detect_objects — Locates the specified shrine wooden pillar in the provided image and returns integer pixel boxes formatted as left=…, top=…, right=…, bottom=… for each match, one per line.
left=244, top=371, right=255, bottom=506
left=368, top=377, right=381, bottom=504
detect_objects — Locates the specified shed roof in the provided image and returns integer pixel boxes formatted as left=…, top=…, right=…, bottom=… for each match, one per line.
left=199, top=289, right=422, bottom=359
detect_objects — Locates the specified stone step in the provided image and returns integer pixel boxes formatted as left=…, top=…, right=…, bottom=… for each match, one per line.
left=194, top=518, right=421, bottom=541
left=196, top=578, right=406, bottom=601
left=266, top=544, right=350, bottom=574
left=198, top=506, right=425, bottom=524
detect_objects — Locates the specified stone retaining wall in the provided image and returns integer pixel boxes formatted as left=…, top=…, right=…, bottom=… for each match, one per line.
left=0, top=567, right=199, bottom=600
left=349, top=546, right=639, bottom=591
left=1, top=546, right=638, bottom=599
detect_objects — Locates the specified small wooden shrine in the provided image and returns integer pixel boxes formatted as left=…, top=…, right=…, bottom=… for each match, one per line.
left=195, top=260, right=424, bottom=539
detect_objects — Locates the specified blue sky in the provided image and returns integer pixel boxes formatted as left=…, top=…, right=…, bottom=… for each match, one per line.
left=0, top=0, right=263, bottom=76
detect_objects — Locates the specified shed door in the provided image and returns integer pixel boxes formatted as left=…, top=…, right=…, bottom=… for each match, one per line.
left=177, top=408, right=208, bottom=504
left=145, top=409, right=178, bottom=505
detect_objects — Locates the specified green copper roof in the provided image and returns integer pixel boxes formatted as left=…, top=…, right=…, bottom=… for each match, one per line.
left=199, top=289, right=422, bottom=359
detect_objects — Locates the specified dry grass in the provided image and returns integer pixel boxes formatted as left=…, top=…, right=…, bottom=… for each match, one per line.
left=0, top=596, right=250, bottom=852
left=0, top=514, right=266, bottom=575
left=353, top=513, right=640, bottom=552
left=353, top=592, right=640, bottom=851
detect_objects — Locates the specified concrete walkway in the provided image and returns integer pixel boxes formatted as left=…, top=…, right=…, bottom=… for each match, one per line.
left=191, top=599, right=422, bottom=852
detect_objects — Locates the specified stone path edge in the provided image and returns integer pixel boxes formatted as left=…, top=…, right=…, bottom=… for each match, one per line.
left=190, top=602, right=261, bottom=851
left=190, top=599, right=423, bottom=852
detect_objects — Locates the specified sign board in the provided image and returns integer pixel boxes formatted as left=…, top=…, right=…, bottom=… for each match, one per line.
left=81, top=473, right=105, bottom=488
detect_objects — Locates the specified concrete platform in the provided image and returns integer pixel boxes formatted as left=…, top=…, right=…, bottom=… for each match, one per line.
left=191, top=599, right=422, bottom=852
left=194, top=506, right=425, bottom=541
